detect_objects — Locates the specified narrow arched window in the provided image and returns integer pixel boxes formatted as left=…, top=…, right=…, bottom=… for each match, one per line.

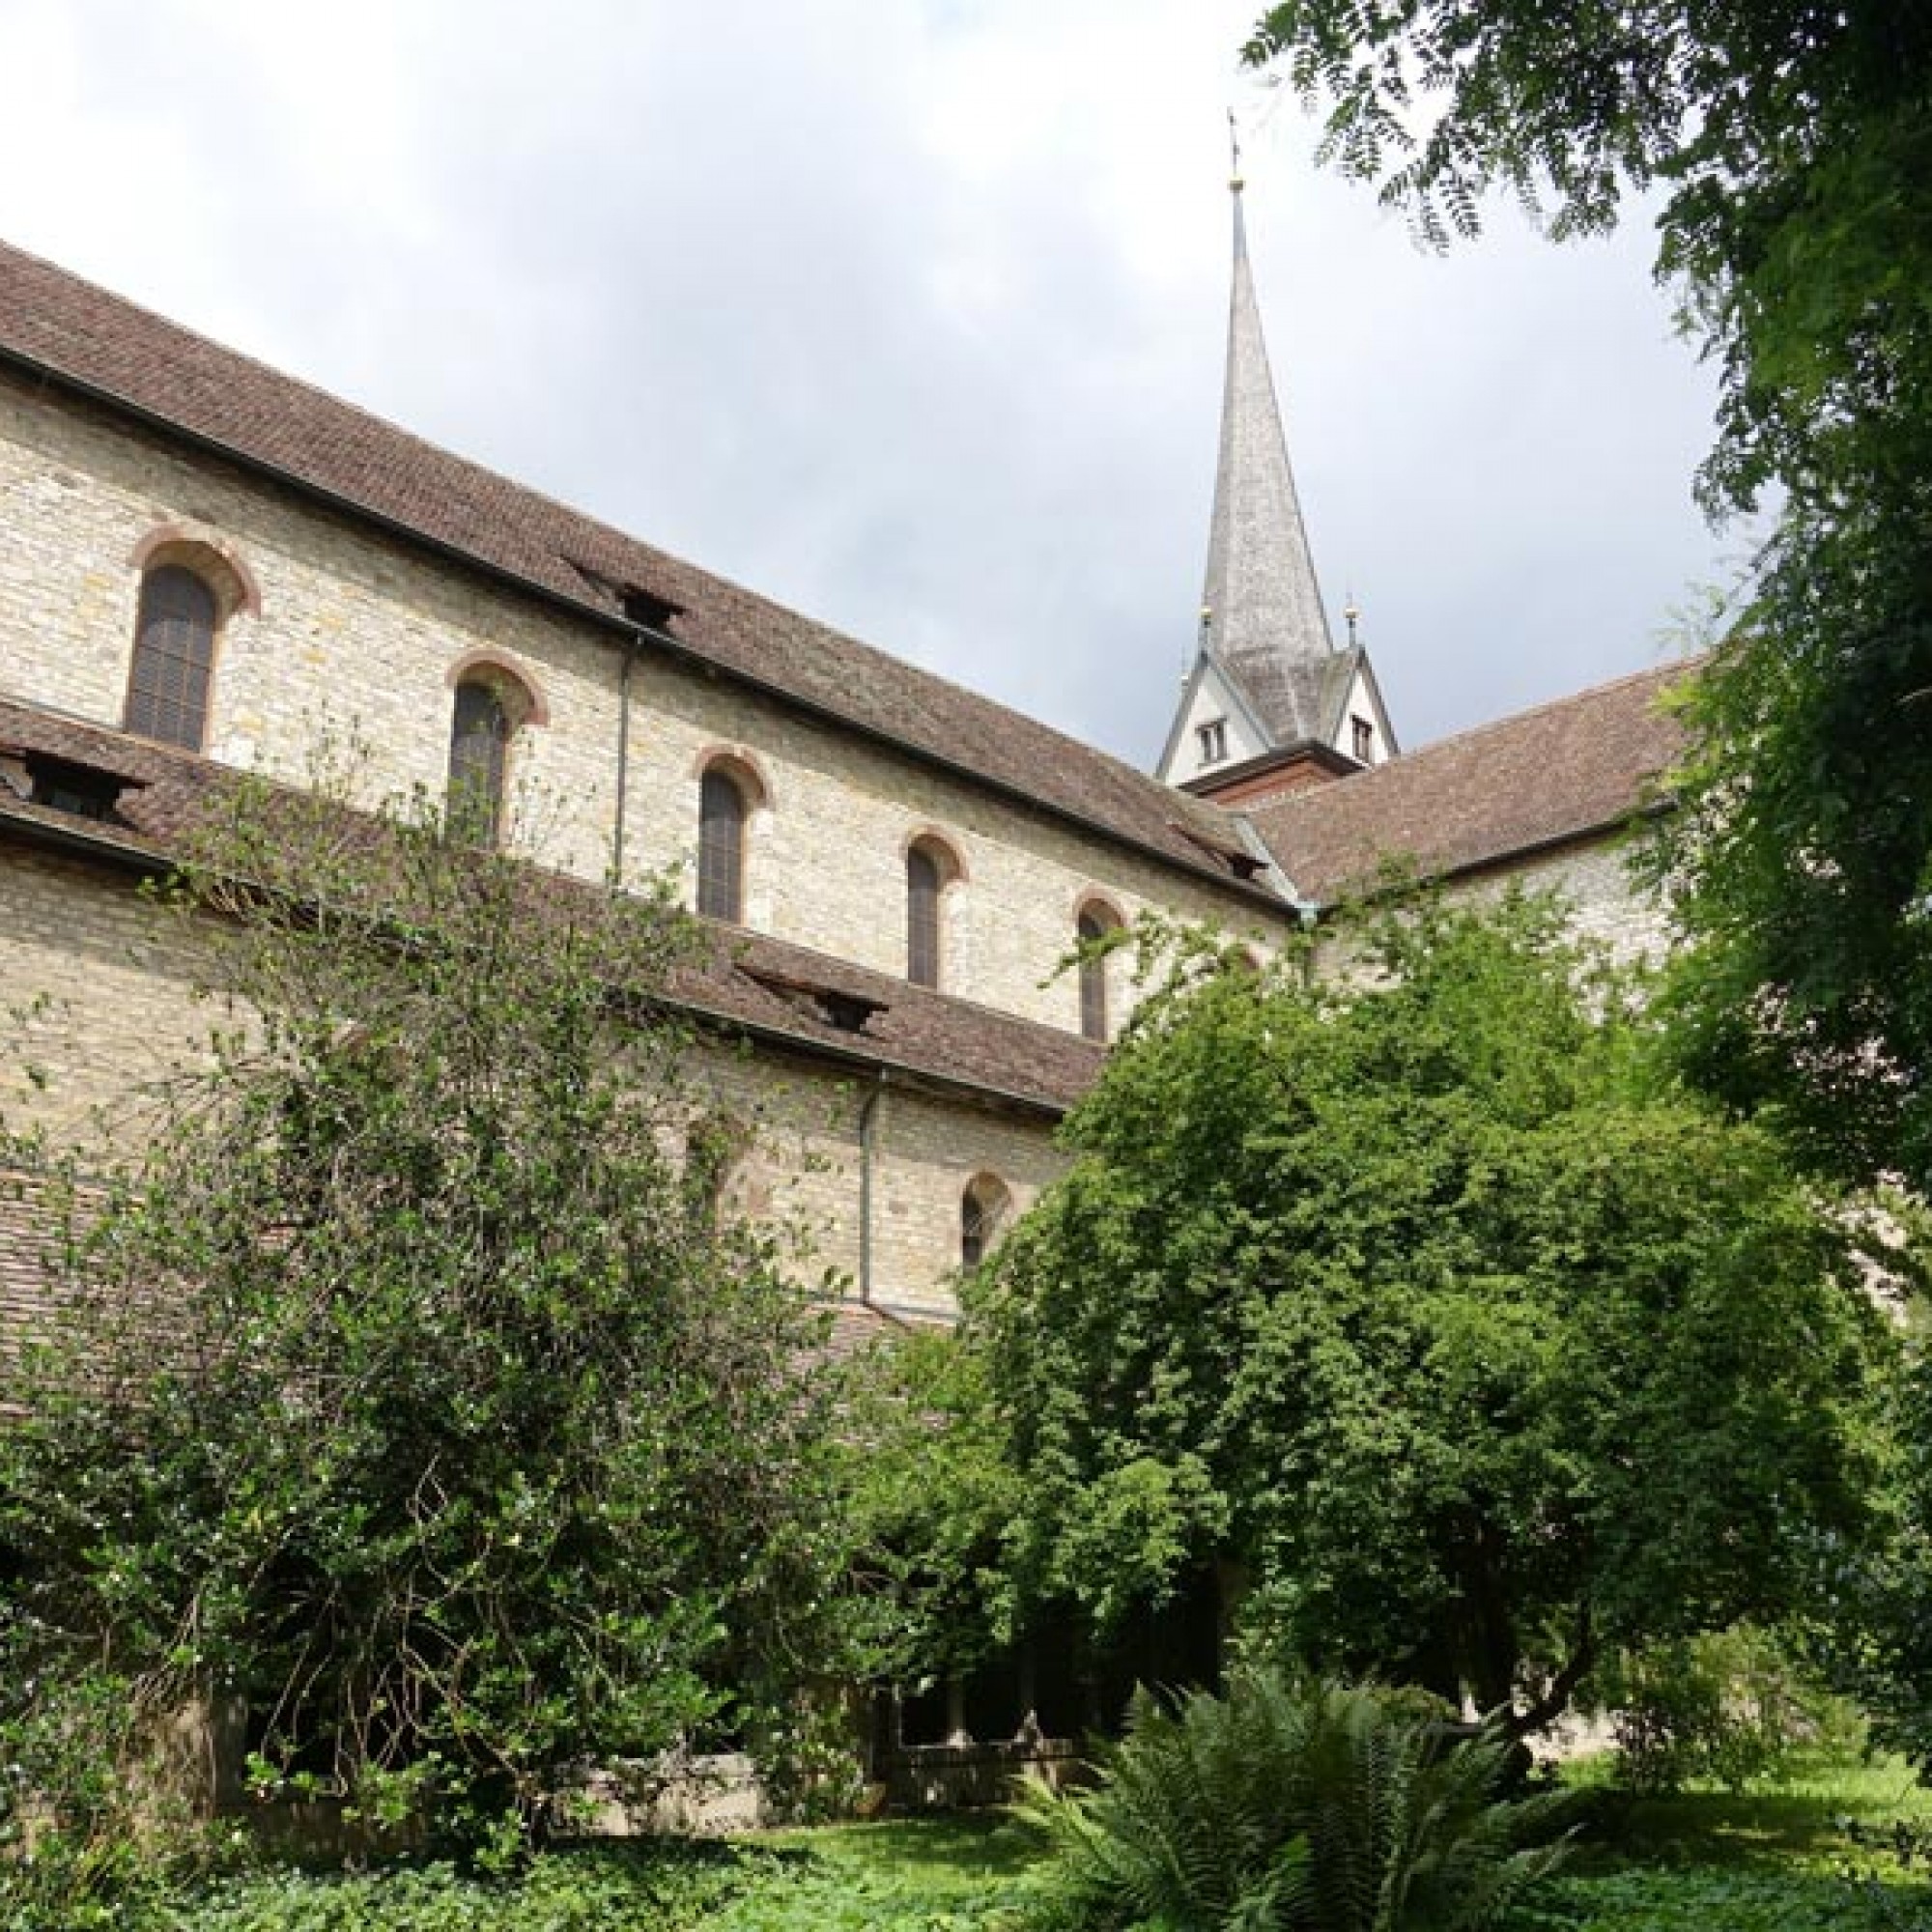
left=126, top=564, right=217, bottom=749
left=447, top=678, right=512, bottom=846
left=698, top=765, right=749, bottom=922
left=1076, top=904, right=1122, bottom=1042
left=961, top=1174, right=1011, bottom=1270
left=907, top=844, right=943, bottom=988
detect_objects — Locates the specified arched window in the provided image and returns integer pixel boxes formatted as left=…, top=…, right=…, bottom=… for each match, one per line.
left=125, top=564, right=217, bottom=749
left=1076, top=902, right=1123, bottom=1042
left=906, top=836, right=961, bottom=989
left=446, top=677, right=513, bottom=846
left=697, top=764, right=751, bottom=922
left=961, top=1174, right=1011, bottom=1270
left=907, top=845, right=943, bottom=987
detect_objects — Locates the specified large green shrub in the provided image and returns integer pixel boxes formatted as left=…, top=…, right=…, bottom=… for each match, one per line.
left=1596, top=1628, right=1859, bottom=1797
left=1022, top=1670, right=1573, bottom=1932
left=0, top=776, right=856, bottom=1889
left=973, top=899, right=1893, bottom=1725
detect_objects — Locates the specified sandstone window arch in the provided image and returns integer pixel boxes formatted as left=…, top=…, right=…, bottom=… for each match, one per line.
left=1075, top=896, right=1125, bottom=1042
left=125, top=562, right=219, bottom=750
left=696, top=756, right=765, bottom=923
left=122, top=529, right=262, bottom=753
left=445, top=661, right=539, bottom=848
left=961, top=1172, right=1012, bottom=1270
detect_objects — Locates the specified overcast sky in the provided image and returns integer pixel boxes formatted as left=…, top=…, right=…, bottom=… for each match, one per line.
left=0, top=0, right=1738, bottom=766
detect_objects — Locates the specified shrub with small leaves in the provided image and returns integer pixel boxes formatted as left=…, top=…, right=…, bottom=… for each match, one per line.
left=0, top=773, right=858, bottom=1879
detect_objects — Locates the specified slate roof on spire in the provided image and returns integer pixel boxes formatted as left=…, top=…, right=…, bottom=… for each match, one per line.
left=1198, top=180, right=1337, bottom=746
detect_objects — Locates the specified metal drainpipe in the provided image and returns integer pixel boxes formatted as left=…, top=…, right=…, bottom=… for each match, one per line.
left=611, top=642, right=637, bottom=880
left=857, top=1071, right=886, bottom=1305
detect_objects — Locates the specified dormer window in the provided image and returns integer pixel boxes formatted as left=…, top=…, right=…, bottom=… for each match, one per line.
left=1196, top=718, right=1228, bottom=766
left=32, top=756, right=128, bottom=822
left=3, top=750, right=133, bottom=823
left=1351, top=714, right=1375, bottom=763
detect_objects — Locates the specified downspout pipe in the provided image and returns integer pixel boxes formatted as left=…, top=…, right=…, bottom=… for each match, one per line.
left=611, top=635, right=649, bottom=882
left=857, top=1070, right=887, bottom=1305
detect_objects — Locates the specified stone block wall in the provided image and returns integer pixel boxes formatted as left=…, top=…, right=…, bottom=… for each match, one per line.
left=0, top=840, right=1064, bottom=1315
left=0, top=373, right=1289, bottom=1040
left=1311, top=835, right=1670, bottom=988
left=1451, top=837, right=1672, bottom=969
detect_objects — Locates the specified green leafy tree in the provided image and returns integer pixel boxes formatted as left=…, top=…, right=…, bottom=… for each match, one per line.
left=968, top=900, right=1891, bottom=1729
left=1243, top=3, right=1932, bottom=1187
left=0, top=776, right=852, bottom=1857
left=1245, top=0, right=1932, bottom=1761
left=838, top=1327, right=1026, bottom=1702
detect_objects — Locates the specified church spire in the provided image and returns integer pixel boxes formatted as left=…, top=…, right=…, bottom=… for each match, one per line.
left=1197, top=165, right=1334, bottom=741
left=1156, top=155, right=1396, bottom=792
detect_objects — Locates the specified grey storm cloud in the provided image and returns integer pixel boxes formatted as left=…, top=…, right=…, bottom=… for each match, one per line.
left=0, top=0, right=1731, bottom=765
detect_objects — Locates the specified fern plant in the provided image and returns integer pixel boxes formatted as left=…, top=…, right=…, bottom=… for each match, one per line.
left=1020, top=1671, right=1572, bottom=1932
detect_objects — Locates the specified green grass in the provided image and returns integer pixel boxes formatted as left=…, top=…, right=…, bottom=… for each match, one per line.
left=697, top=1816, right=1040, bottom=1929
left=1507, top=1751, right=1932, bottom=1931
left=119, top=1817, right=1044, bottom=1932
left=31, top=1752, right=1932, bottom=1930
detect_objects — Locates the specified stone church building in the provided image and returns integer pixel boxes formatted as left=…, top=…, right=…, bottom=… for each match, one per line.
left=0, top=184, right=1686, bottom=1345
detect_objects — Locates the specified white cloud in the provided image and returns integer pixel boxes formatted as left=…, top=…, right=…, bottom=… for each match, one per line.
left=0, top=0, right=1726, bottom=763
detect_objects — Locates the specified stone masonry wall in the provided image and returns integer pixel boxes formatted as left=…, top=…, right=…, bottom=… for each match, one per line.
left=1311, top=833, right=1671, bottom=987
left=0, top=373, right=1290, bottom=1037
left=0, top=839, right=1062, bottom=1314
left=1445, top=837, right=1672, bottom=969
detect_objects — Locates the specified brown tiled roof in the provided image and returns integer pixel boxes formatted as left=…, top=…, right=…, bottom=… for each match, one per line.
left=0, top=237, right=1271, bottom=902
left=0, top=695, right=1103, bottom=1116
left=1248, top=660, right=1692, bottom=902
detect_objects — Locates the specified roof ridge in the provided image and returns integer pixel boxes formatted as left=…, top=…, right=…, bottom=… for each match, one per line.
left=1269, top=654, right=1698, bottom=807
left=0, top=237, right=707, bottom=595
left=0, top=235, right=1264, bottom=888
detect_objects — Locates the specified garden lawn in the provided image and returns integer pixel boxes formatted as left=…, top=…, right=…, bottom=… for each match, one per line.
left=1510, top=1753, right=1932, bottom=1931
left=83, top=1754, right=1932, bottom=1931
left=143, top=1817, right=1042, bottom=1932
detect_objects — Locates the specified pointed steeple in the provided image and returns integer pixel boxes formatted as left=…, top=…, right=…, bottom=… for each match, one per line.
left=1157, top=158, right=1397, bottom=792
left=1198, top=171, right=1334, bottom=741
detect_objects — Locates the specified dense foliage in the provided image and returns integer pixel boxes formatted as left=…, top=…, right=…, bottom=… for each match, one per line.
left=1243, top=9, right=1932, bottom=1190
left=1023, top=1669, right=1572, bottom=1932
left=1249, top=0, right=1932, bottom=1773
left=968, top=901, right=1891, bottom=1723
left=839, top=1327, right=1026, bottom=1699
left=1833, top=1345, right=1932, bottom=1775
left=0, top=780, right=852, bottom=1880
